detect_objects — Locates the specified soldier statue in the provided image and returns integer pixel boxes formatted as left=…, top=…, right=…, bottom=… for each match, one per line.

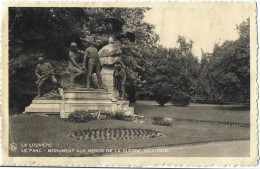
left=68, top=42, right=86, bottom=85
left=113, top=62, right=126, bottom=99
left=84, top=40, right=104, bottom=89
left=35, top=57, right=58, bottom=97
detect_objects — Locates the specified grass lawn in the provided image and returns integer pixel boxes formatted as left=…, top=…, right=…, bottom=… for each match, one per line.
left=135, top=101, right=250, bottom=124
left=9, top=101, right=250, bottom=157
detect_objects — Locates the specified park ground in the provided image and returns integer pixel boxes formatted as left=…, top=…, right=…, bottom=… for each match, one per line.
left=9, top=101, right=250, bottom=157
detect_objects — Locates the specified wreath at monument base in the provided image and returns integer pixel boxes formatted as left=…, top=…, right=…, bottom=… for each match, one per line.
left=68, top=109, right=114, bottom=122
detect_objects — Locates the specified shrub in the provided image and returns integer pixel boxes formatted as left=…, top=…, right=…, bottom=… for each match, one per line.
left=152, top=83, right=172, bottom=106
left=171, top=91, right=190, bottom=107
left=153, top=116, right=172, bottom=126
left=68, top=109, right=115, bottom=122
left=68, top=110, right=94, bottom=122
left=114, top=111, right=135, bottom=121
left=114, top=111, right=124, bottom=120
left=126, top=84, right=137, bottom=103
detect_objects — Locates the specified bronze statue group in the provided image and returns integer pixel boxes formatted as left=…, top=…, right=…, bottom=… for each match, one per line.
left=35, top=40, right=126, bottom=99
left=35, top=17, right=135, bottom=99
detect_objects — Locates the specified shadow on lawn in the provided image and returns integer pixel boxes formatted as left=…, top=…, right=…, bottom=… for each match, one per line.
left=214, top=105, right=250, bottom=111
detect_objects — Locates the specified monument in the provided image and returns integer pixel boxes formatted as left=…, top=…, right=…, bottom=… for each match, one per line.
left=24, top=17, right=135, bottom=118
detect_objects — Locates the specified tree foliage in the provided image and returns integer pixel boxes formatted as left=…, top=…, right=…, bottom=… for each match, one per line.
left=194, top=18, right=250, bottom=103
left=139, top=36, right=199, bottom=106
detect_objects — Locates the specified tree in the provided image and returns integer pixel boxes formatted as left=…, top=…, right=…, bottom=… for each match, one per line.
left=195, top=18, right=250, bottom=103
left=139, top=36, right=199, bottom=105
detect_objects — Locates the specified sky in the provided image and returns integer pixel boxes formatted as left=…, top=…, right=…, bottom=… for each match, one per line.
left=144, top=3, right=251, bottom=59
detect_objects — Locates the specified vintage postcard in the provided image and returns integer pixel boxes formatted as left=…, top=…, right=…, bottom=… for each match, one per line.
left=1, top=1, right=258, bottom=167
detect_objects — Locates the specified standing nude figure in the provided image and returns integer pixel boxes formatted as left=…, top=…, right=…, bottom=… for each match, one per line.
left=84, top=41, right=104, bottom=89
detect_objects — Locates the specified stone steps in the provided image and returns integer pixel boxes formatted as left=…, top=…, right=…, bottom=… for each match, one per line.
left=25, top=102, right=60, bottom=114
left=32, top=100, right=62, bottom=104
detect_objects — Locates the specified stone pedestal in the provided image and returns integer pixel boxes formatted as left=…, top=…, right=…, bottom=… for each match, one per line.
left=101, top=66, right=114, bottom=90
left=25, top=89, right=134, bottom=118
left=101, top=65, right=119, bottom=98
left=24, top=99, right=62, bottom=114
left=60, top=89, right=116, bottom=118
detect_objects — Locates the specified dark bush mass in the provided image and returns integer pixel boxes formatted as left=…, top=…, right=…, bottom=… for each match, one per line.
left=152, top=83, right=172, bottom=106
left=171, top=91, right=190, bottom=107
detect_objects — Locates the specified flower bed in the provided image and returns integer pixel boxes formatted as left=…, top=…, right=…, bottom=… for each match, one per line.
left=67, top=127, right=165, bottom=141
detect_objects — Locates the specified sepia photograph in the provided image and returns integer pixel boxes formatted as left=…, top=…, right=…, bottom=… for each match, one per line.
left=1, top=1, right=258, bottom=166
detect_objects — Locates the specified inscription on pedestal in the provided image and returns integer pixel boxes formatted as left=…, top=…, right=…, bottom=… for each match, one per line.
left=64, top=91, right=111, bottom=100
left=69, top=104, right=112, bottom=112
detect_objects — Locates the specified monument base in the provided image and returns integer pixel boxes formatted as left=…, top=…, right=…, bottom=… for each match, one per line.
left=24, top=99, right=62, bottom=114
left=24, top=89, right=134, bottom=118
